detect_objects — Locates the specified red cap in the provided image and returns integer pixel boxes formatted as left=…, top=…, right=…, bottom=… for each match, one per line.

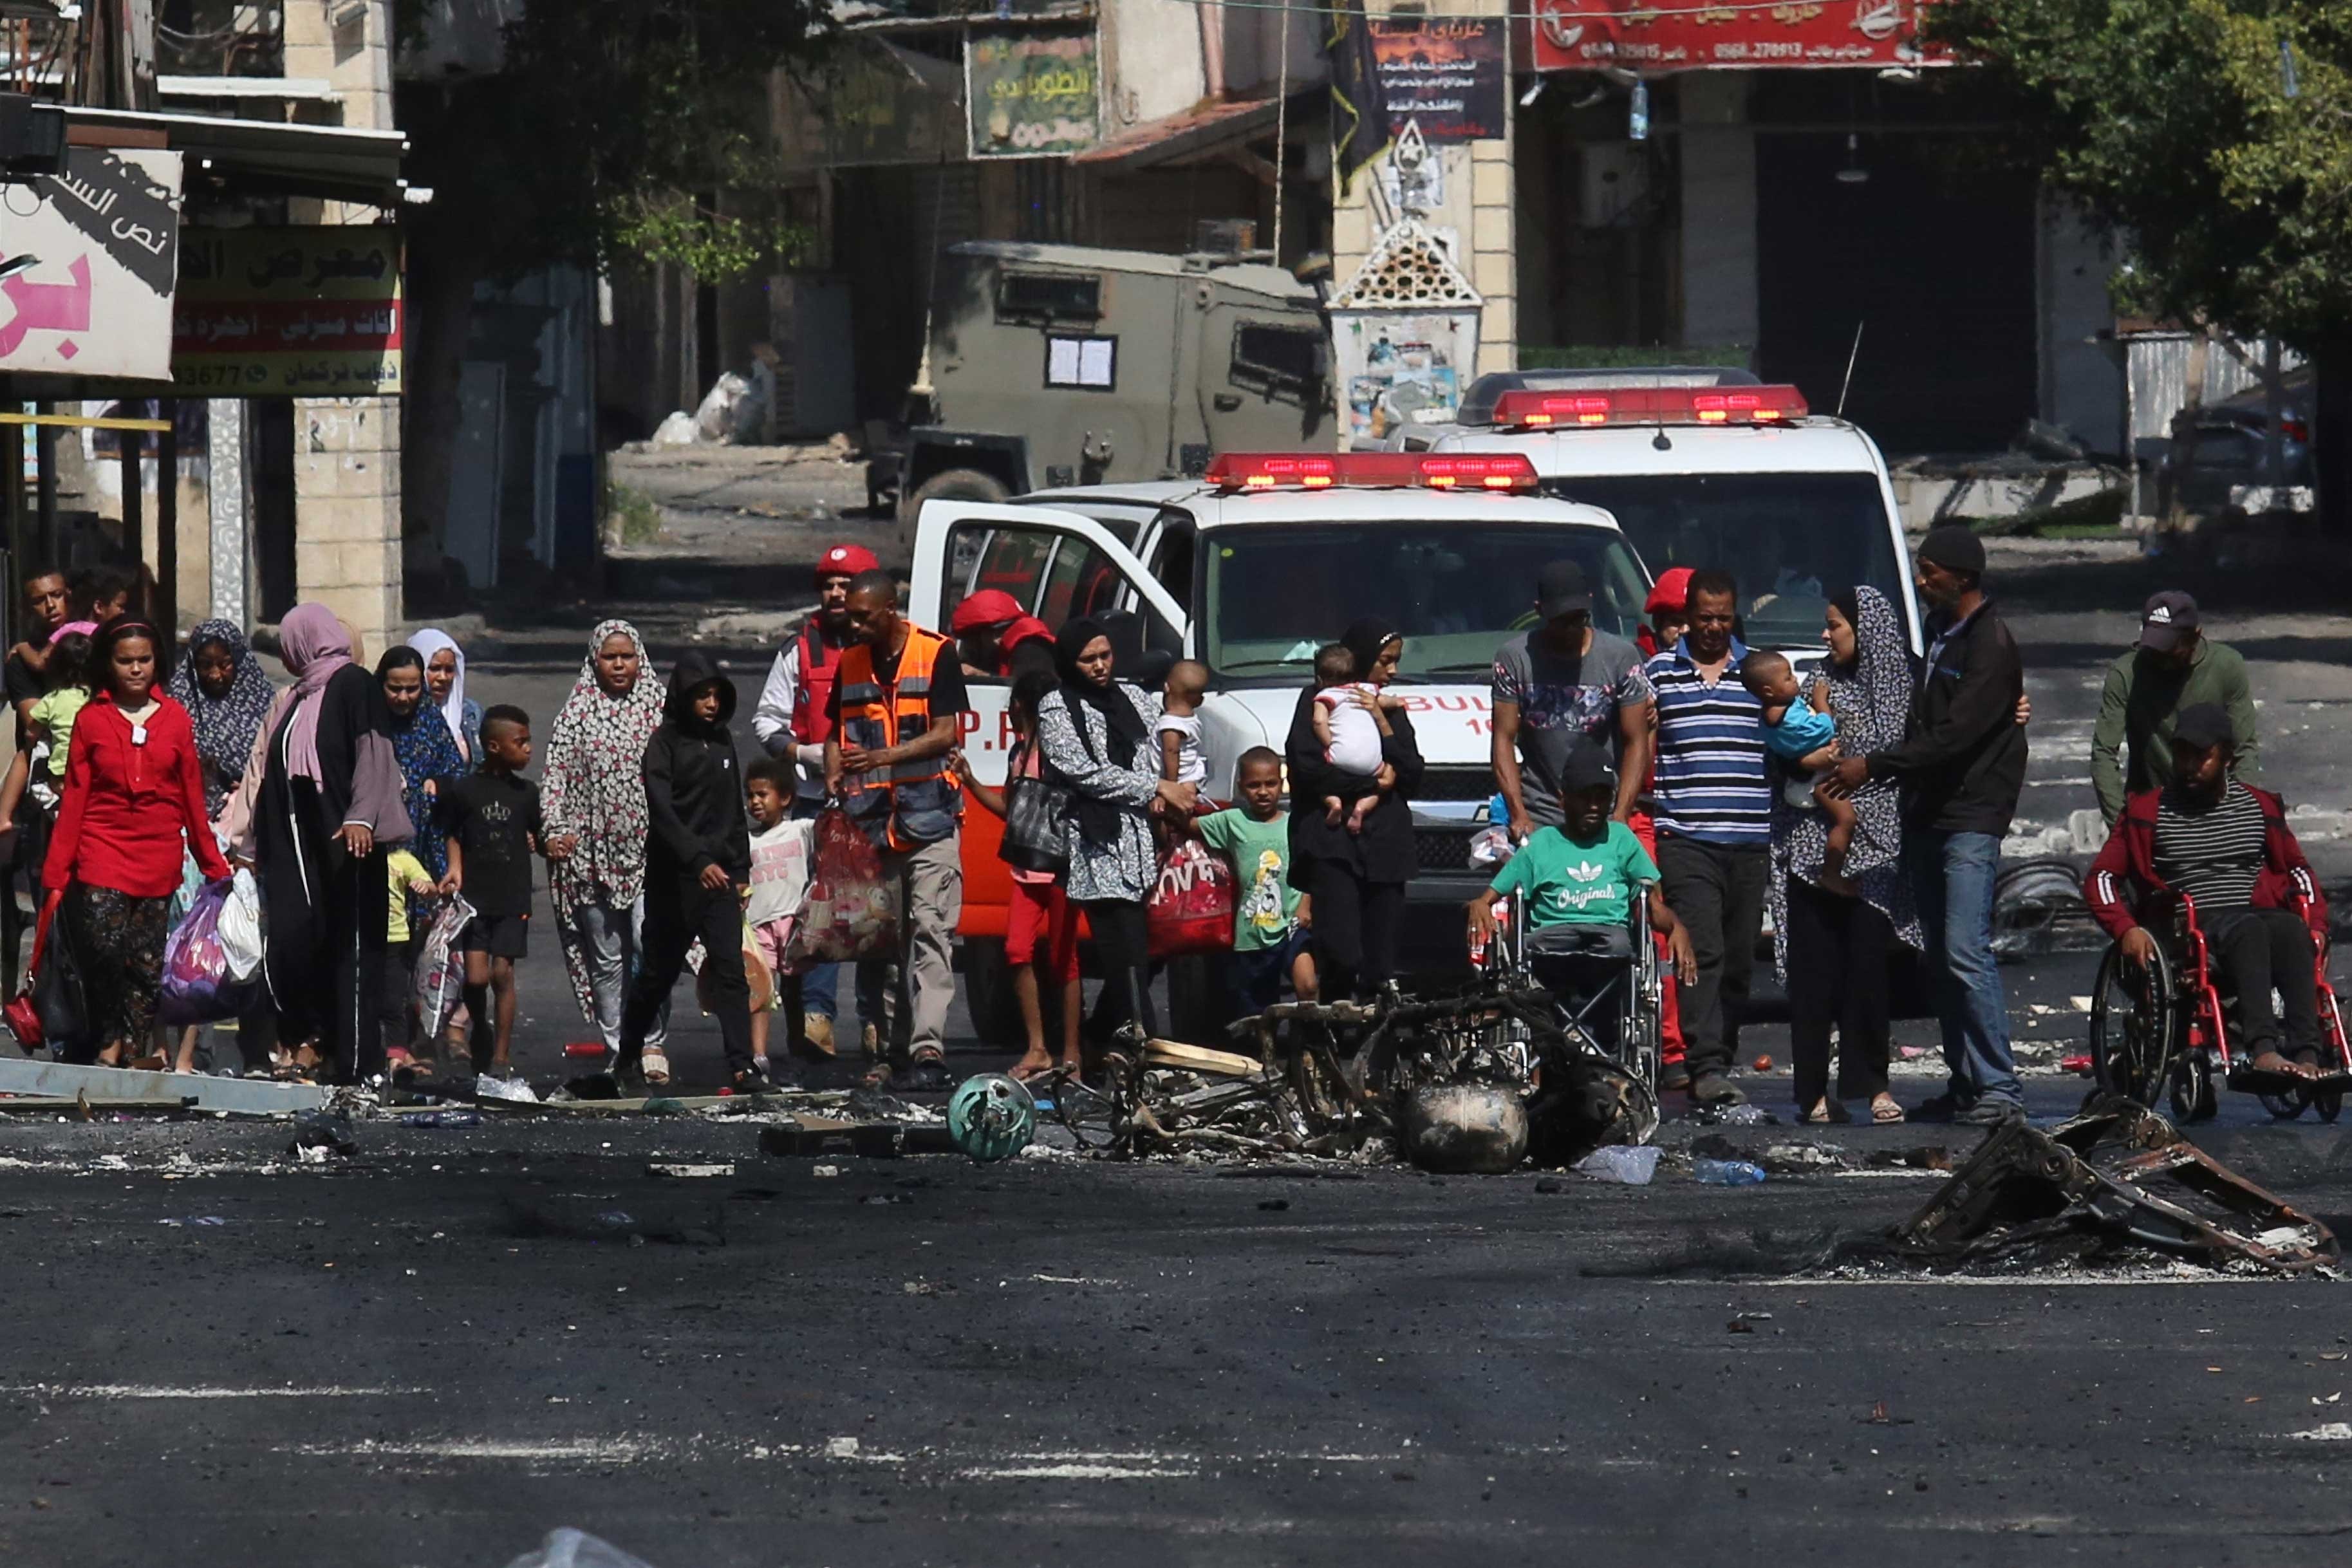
left=1645, top=566, right=1694, bottom=616
left=949, top=589, right=1025, bottom=633
left=815, top=543, right=880, bottom=585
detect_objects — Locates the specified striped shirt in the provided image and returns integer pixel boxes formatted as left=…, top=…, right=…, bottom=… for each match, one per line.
left=1645, top=637, right=1769, bottom=846
left=2154, top=781, right=2267, bottom=913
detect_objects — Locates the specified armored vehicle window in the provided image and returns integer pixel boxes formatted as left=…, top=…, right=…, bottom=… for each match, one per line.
left=1231, top=323, right=1327, bottom=395
left=996, top=271, right=1101, bottom=322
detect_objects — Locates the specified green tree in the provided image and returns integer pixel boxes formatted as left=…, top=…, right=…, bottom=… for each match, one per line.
left=1931, top=1, right=2352, bottom=353
left=400, top=0, right=830, bottom=281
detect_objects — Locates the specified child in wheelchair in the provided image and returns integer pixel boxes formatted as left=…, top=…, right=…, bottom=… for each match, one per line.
left=1465, top=743, right=1699, bottom=1032
left=2085, top=703, right=2342, bottom=1088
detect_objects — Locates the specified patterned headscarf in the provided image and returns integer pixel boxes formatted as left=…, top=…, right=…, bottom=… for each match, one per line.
left=543, top=619, right=665, bottom=910
left=377, top=646, right=465, bottom=879
left=168, top=619, right=275, bottom=818
left=1771, top=583, right=1921, bottom=978
left=543, top=621, right=666, bottom=1025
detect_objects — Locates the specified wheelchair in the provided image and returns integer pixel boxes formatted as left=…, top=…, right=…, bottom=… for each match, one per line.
left=1473, top=893, right=1665, bottom=1146
left=2087, top=891, right=2350, bottom=1124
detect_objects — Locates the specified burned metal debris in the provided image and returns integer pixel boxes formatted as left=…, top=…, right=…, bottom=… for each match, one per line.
left=1050, top=976, right=1656, bottom=1171
left=1890, top=1095, right=2337, bottom=1274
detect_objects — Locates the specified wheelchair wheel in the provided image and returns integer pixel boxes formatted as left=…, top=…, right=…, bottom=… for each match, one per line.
left=2170, top=1049, right=2217, bottom=1123
left=2089, top=942, right=2174, bottom=1106
left=2258, top=1085, right=2311, bottom=1121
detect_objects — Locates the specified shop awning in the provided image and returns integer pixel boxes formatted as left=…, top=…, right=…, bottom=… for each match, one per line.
left=1074, top=89, right=1315, bottom=173
left=57, top=104, right=410, bottom=206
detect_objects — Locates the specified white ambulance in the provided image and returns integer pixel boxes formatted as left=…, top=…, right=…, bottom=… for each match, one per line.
left=1396, top=370, right=1925, bottom=657
left=908, top=451, right=1651, bottom=1037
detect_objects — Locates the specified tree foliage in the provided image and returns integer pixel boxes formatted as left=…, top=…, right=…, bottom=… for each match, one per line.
left=1932, top=0, right=2352, bottom=351
left=398, top=0, right=830, bottom=281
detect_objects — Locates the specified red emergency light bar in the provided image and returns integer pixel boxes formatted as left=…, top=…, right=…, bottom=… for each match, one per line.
left=1206, top=451, right=1539, bottom=493
left=1488, top=384, right=1809, bottom=430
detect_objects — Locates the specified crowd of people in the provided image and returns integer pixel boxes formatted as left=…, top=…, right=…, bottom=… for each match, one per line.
left=0, top=523, right=2330, bottom=1112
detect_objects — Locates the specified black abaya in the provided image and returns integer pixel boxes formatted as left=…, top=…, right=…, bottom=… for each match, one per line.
left=257, top=664, right=393, bottom=1083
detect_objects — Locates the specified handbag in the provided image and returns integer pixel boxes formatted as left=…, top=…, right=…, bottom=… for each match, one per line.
left=2, top=894, right=55, bottom=1050
left=29, top=890, right=93, bottom=1058
left=998, top=758, right=1069, bottom=875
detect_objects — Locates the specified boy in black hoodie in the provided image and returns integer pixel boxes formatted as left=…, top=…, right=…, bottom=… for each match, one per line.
left=618, top=652, right=769, bottom=1092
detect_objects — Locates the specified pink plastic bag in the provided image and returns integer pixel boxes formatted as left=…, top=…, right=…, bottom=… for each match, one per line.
left=787, top=809, right=896, bottom=966
left=159, top=879, right=257, bottom=1026
left=1147, top=838, right=1237, bottom=958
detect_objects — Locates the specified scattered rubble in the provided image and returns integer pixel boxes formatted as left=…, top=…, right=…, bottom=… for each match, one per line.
left=1891, top=1096, right=2336, bottom=1274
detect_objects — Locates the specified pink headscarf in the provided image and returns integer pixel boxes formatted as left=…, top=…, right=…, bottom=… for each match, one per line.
left=278, top=602, right=354, bottom=783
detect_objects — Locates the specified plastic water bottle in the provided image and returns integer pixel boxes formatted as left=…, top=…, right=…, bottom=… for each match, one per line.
left=1692, top=1157, right=1767, bottom=1186
left=1573, top=1145, right=1661, bottom=1185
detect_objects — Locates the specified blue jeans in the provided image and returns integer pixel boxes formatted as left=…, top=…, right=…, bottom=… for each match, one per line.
left=790, top=794, right=883, bottom=1027
left=1910, top=829, right=2022, bottom=1106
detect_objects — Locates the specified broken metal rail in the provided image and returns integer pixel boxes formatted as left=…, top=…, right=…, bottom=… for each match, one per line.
left=1892, top=1094, right=2337, bottom=1274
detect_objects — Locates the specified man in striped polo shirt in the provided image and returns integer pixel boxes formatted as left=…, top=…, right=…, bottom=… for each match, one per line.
left=2086, top=704, right=2330, bottom=1085
left=1643, top=569, right=1769, bottom=1106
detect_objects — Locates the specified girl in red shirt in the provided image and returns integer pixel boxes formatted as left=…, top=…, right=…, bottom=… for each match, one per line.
left=42, top=617, right=231, bottom=1066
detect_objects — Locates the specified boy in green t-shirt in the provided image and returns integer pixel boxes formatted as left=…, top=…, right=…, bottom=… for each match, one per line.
left=1193, top=747, right=1318, bottom=1020
left=1468, top=743, right=1697, bottom=982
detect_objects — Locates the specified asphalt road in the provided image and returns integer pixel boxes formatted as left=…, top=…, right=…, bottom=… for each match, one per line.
left=5, top=1062, right=2352, bottom=1568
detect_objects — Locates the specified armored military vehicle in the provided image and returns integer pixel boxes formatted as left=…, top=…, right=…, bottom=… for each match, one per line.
left=894, top=239, right=1334, bottom=547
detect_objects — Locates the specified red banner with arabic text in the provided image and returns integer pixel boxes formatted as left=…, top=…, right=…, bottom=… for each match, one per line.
left=1524, top=0, right=1946, bottom=72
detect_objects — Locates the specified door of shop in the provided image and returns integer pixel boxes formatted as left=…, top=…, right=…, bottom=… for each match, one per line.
left=1755, top=133, right=2036, bottom=454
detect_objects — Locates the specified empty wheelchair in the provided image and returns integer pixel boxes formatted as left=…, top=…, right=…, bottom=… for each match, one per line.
left=2088, top=890, right=2349, bottom=1123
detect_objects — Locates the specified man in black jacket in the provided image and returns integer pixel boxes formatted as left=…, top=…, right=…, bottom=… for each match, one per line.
left=618, top=651, right=768, bottom=1094
left=1828, top=525, right=2026, bottom=1124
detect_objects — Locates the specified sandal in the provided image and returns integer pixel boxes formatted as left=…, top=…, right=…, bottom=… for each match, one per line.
left=640, top=1046, right=672, bottom=1088
left=1871, top=1093, right=1906, bottom=1124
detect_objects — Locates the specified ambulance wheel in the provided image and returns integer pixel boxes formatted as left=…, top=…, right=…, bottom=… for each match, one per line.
left=900, top=467, right=1010, bottom=552
left=1164, top=953, right=1224, bottom=1046
left=959, top=937, right=1025, bottom=1049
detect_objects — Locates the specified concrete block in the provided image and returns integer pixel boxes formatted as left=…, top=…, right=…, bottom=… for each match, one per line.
left=1332, top=201, right=1374, bottom=260
left=1472, top=158, right=1511, bottom=207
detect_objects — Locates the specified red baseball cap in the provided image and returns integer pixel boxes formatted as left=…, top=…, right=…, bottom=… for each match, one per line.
left=815, top=543, right=879, bottom=584
left=949, top=589, right=1025, bottom=633
left=1644, top=566, right=1694, bottom=616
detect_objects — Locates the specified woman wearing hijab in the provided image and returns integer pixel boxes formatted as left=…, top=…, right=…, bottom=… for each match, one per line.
left=377, top=647, right=465, bottom=882
left=44, top=617, right=232, bottom=1066
left=1283, top=618, right=1424, bottom=1002
left=242, top=604, right=413, bottom=1083
left=539, top=620, right=670, bottom=1061
left=409, top=628, right=482, bottom=768
left=1034, top=617, right=1198, bottom=1040
left=167, top=619, right=275, bottom=822
left=1769, top=584, right=1922, bottom=1125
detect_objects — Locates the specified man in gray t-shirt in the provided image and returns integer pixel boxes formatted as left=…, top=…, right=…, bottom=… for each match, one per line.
left=1491, top=561, right=1655, bottom=839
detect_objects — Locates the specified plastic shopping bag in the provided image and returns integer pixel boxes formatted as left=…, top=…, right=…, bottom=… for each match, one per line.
left=1146, top=838, right=1237, bottom=959
left=218, top=866, right=264, bottom=981
left=415, top=892, right=476, bottom=1042
left=159, top=878, right=260, bottom=1026
left=786, top=808, right=895, bottom=967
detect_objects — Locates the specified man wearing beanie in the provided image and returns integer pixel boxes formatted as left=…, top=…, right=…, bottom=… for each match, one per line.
left=2089, top=590, right=2259, bottom=825
left=1827, top=523, right=2027, bottom=1124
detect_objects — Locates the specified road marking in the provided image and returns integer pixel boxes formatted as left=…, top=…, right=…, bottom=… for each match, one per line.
left=283, top=1437, right=660, bottom=1462
left=2289, top=1422, right=2352, bottom=1441
left=960, top=1462, right=1199, bottom=1480
left=7, top=1383, right=424, bottom=1399
left=1653, top=1275, right=2273, bottom=1287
